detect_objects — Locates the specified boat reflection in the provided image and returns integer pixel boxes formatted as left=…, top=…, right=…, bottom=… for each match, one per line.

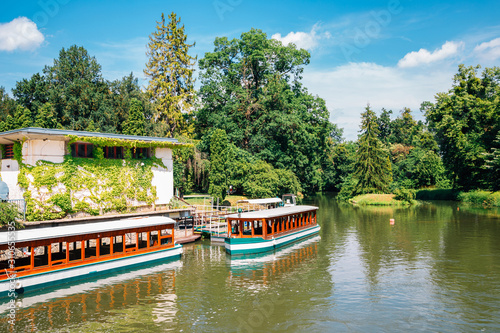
left=0, top=261, right=180, bottom=332
left=228, top=236, right=320, bottom=288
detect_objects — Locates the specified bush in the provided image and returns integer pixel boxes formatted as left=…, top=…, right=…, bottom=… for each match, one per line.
left=0, top=202, right=22, bottom=228
left=393, top=188, right=416, bottom=203
left=458, top=190, right=500, bottom=207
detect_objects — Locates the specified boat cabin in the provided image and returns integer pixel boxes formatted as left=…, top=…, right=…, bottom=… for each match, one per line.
left=0, top=216, right=177, bottom=282
left=282, top=194, right=297, bottom=206
left=236, top=198, right=283, bottom=209
left=226, top=205, right=318, bottom=240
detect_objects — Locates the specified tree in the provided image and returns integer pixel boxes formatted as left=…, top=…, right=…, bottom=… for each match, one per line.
left=353, top=105, right=392, bottom=194
left=197, top=28, right=337, bottom=194
left=122, top=98, right=146, bottom=136
left=376, top=108, right=393, bottom=144
left=423, top=65, right=500, bottom=190
left=208, top=129, right=229, bottom=202
left=144, top=12, right=196, bottom=137
left=0, top=87, right=17, bottom=122
left=485, top=133, right=500, bottom=191
left=34, top=102, right=58, bottom=128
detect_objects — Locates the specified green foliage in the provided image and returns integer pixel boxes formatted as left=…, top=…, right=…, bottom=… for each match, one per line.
left=208, top=129, right=229, bottom=201
left=196, top=28, right=336, bottom=195
left=353, top=105, right=392, bottom=195
left=34, top=102, right=59, bottom=128
left=144, top=12, right=196, bottom=137
left=323, top=141, right=356, bottom=191
left=122, top=98, right=146, bottom=136
left=484, top=133, right=500, bottom=191
left=423, top=65, right=500, bottom=190
left=15, top=135, right=184, bottom=221
left=393, top=188, right=416, bottom=204
left=10, top=46, right=146, bottom=134
left=173, top=138, right=210, bottom=194
left=457, top=190, right=500, bottom=207
left=0, top=202, right=22, bottom=228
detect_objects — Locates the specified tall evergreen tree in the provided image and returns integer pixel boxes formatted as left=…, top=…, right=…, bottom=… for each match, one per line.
left=122, top=98, right=146, bottom=136
left=353, top=105, right=392, bottom=194
left=34, top=102, right=58, bottom=128
left=208, top=129, right=229, bottom=202
left=144, top=12, right=196, bottom=137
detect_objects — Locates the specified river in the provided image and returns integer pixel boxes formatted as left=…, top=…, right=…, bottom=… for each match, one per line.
left=2, top=193, right=500, bottom=332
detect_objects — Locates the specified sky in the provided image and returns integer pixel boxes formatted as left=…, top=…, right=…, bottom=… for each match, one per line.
left=1, top=0, right=500, bottom=140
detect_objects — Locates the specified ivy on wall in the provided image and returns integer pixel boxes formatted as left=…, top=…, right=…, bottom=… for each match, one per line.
left=15, top=136, right=191, bottom=221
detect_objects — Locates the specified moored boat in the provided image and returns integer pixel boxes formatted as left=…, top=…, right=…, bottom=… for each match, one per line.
left=224, top=205, right=319, bottom=255
left=0, top=216, right=181, bottom=296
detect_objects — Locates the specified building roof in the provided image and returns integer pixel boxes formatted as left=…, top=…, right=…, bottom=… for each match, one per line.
left=0, top=127, right=179, bottom=145
left=0, top=216, right=176, bottom=245
left=226, top=205, right=318, bottom=220
left=237, top=198, right=283, bottom=205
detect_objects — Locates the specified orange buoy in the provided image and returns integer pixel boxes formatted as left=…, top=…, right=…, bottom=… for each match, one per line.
left=390, top=219, right=395, bottom=225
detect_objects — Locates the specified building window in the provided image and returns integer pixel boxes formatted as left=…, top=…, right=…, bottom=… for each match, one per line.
left=104, top=146, right=124, bottom=159
left=131, top=147, right=150, bottom=159
left=2, top=144, right=14, bottom=159
left=71, top=143, right=93, bottom=158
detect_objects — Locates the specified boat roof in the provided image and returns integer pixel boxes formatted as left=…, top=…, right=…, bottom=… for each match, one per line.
left=237, top=198, right=282, bottom=205
left=0, top=216, right=176, bottom=245
left=226, top=205, right=318, bottom=219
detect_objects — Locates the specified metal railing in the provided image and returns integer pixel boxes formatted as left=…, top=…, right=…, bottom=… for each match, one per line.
left=7, top=199, right=26, bottom=221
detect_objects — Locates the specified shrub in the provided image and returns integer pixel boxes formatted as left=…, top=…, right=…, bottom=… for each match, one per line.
left=393, top=188, right=416, bottom=203
left=0, top=202, right=22, bottom=228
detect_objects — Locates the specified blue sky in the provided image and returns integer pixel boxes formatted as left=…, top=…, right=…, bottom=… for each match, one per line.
left=1, top=0, right=500, bottom=140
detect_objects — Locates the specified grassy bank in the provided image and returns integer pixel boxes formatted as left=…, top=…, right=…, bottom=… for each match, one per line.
left=457, top=190, right=500, bottom=207
left=349, top=194, right=415, bottom=206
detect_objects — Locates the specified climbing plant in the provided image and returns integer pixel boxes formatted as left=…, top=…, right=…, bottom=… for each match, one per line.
left=16, top=136, right=191, bottom=221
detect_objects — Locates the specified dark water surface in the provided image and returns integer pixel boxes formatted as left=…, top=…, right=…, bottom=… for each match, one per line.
left=2, top=194, right=500, bottom=332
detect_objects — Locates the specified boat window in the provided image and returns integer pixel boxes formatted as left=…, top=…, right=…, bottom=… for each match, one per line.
left=100, top=237, right=111, bottom=256
left=33, top=246, right=48, bottom=268
left=125, top=232, right=138, bottom=252
left=50, top=242, right=67, bottom=266
left=150, top=231, right=159, bottom=247
left=70, top=143, right=94, bottom=158
left=113, top=236, right=124, bottom=253
left=84, top=239, right=98, bottom=259
left=138, top=232, right=148, bottom=249
left=159, top=229, right=173, bottom=245
left=68, top=242, right=82, bottom=261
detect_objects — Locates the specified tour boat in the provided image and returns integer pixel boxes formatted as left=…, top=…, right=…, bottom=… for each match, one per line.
left=224, top=205, right=320, bottom=255
left=0, top=216, right=182, bottom=296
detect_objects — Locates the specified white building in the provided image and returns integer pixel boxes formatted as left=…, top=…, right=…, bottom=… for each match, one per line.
left=0, top=128, right=182, bottom=220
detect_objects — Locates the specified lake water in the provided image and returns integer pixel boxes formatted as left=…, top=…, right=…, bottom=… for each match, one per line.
left=2, top=193, right=500, bottom=332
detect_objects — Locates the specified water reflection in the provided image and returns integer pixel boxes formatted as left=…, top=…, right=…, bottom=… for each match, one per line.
left=0, top=261, right=180, bottom=332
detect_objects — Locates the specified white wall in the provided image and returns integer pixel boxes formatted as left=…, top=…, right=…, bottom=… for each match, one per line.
left=153, top=148, right=174, bottom=204
left=23, top=139, right=65, bottom=165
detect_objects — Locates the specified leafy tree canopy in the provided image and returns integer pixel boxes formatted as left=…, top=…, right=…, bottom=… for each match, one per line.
left=423, top=65, right=500, bottom=190
left=196, top=28, right=338, bottom=194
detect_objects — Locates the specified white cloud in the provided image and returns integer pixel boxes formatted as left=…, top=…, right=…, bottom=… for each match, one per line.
left=272, top=25, right=330, bottom=50
left=303, top=62, right=454, bottom=141
left=397, top=41, right=464, bottom=68
left=0, top=17, right=44, bottom=51
left=474, top=37, right=500, bottom=61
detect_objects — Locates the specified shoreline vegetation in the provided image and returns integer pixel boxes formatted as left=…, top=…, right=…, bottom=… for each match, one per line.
left=345, top=189, right=500, bottom=207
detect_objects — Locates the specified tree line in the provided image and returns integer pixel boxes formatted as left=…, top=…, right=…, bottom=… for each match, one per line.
left=1, top=12, right=499, bottom=202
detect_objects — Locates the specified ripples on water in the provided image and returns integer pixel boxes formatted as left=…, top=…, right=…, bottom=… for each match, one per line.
left=1, top=195, right=500, bottom=332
